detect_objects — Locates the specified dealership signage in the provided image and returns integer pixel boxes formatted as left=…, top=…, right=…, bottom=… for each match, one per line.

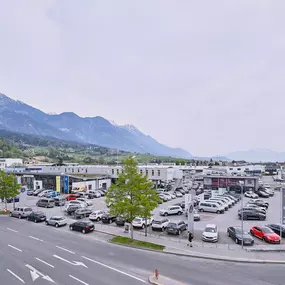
left=185, top=193, right=194, bottom=234
left=64, top=176, right=69, bottom=194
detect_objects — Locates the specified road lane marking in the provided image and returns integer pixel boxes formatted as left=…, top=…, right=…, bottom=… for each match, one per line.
left=8, top=244, right=22, bottom=252
left=7, top=269, right=25, bottom=283
left=53, top=254, right=88, bottom=268
left=7, top=228, right=18, bottom=233
left=35, top=258, right=54, bottom=268
left=25, top=264, right=55, bottom=283
left=69, top=275, right=89, bottom=285
left=81, top=256, right=147, bottom=283
left=29, top=236, right=43, bottom=242
left=55, top=245, right=75, bottom=254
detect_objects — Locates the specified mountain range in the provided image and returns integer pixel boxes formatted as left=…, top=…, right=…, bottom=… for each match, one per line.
left=226, top=149, right=285, bottom=162
left=0, top=93, right=192, bottom=158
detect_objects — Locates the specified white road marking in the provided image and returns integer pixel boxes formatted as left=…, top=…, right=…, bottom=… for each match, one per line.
left=35, top=258, right=54, bottom=268
left=53, top=254, right=88, bottom=268
left=55, top=245, right=75, bottom=254
left=7, top=269, right=25, bottom=283
left=29, top=236, right=43, bottom=242
left=7, top=228, right=18, bottom=233
left=81, top=256, right=147, bottom=283
left=69, top=275, right=89, bottom=285
left=8, top=244, right=22, bottom=252
left=25, top=264, right=55, bottom=283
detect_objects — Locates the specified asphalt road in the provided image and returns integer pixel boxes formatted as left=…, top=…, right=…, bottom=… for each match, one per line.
left=0, top=216, right=284, bottom=285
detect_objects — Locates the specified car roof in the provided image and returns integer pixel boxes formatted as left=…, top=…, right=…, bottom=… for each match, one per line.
left=205, top=224, right=217, bottom=228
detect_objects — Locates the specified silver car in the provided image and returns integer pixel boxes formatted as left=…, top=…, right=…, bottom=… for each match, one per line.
left=45, top=216, right=67, bottom=227
left=10, top=207, right=33, bottom=219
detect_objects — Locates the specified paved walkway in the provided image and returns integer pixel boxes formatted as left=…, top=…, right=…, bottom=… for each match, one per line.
left=149, top=275, right=187, bottom=285
left=94, top=223, right=285, bottom=262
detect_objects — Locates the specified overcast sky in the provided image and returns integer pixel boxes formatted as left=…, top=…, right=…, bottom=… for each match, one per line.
left=0, top=1, right=285, bottom=157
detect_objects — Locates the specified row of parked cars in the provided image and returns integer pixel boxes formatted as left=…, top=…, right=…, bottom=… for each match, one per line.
left=238, top=199, right=269, bottom=220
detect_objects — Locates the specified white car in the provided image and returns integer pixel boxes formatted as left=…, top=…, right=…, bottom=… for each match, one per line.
left=89, top=210, right=106, bottom=221
left=175, top=192, right=183, bottom=198
left=132, top=217, right=152, bottom=228
left=170, top=193, right=176, bottom=199
left=64, top=201, right=87, bottom=211
left=159, top=206, right=183, bottom=216
left=244, top=191, right=258, bottom=199
left=77, top=198, right=93, bottom=206
left=163, top=193, right=173, bottom=200
left=151, top=218, right=169, bottom=231
left=202, top=224, right=218, bottom=242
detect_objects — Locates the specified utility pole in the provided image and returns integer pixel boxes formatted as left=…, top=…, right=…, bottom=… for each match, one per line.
left=240, top=180, right=244, bottom=249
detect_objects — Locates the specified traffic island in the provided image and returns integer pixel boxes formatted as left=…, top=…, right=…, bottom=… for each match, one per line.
left=149, top=275, right=188, bottom=285
left=110, top=236, right=165, bottom=251
left=0, top=210, right=10, bottom=215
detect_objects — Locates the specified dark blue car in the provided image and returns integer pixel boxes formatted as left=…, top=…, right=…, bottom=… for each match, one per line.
left=6, top=196, right=20, bottom=203
left=27, top=190, right=34, bottom=196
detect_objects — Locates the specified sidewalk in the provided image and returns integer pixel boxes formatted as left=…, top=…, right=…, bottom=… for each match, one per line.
left=149, top=275, right=186, bottom=285
left=94, top=223, right=285, bottom=263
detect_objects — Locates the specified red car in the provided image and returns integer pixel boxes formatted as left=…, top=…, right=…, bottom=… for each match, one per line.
left=250, top=226, right=281, bottom=243
left=66, top=194, right=77, bottom=201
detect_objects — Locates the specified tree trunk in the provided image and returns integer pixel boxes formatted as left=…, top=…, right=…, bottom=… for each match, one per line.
left=130, top=223, right=134, bottom=240
left=145, top=217, right=148, bottom=237
left=13, top=198, right=15, bottom=210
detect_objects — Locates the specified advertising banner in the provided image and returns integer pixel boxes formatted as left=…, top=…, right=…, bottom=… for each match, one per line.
left=282, top=188, right=285, bottom=224
left=56, top=176, right=61, bottom=193
left=64, top=176, right=69, bottom=194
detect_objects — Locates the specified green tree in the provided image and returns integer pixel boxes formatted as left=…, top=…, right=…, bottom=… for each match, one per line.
left=106, top=156, right=160, bottom=239
left=0, top=171, right=21, bottom=209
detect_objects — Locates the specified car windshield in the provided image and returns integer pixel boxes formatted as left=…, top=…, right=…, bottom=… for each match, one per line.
left=168, top=223, right=177, bottom=228
left=262, top=227, right=274, bottom=233
left=153, top=220, right=162, bottom=224
left=235, top=228, right=247, bottom=235
left=205, top=227, right=216, bottom=233
left=133, top=218, right=142, bottom=222
left=84, top=222, right=93, bottom=226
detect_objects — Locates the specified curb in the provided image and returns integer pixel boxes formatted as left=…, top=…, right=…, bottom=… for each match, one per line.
left=95, top=228, right=285, bottom=265
left=148, top=275, right=164, bottom=285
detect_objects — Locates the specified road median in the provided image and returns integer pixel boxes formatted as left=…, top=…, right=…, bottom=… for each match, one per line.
left=110, top=236, right=165, bottom=251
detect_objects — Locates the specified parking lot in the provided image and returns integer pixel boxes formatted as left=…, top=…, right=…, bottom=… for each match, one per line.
left=2, top=175, right=284, bottom=248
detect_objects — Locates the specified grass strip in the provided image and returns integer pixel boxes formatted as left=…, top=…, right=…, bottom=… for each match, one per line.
left=110, top=236, right=165, bottom=251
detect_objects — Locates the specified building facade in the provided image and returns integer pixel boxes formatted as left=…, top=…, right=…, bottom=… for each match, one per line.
left=0, top=158, right=23, bottom=170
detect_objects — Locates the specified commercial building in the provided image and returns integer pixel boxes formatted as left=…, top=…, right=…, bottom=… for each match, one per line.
left=203, top=175, right=259, bottom=192
left=0, top=158, right=23, bottom=170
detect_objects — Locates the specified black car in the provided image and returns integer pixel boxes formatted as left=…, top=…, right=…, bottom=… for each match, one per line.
left=67, top=205, right=81, bottom=215
left=166, top=221, right=187, bottom=235
left=174, top=202, right=185, bottom=209
left=101, top=213, right=116, bottom=224
left=249, top=200, right=269, bottom=209
left=238, top=207, right=266, bottom=215
left=204, top=193, right=211, bottom=200
left=97, top=190, right=105, bottom=196
left=74, top=208, right=92, bottom=219
left=256, top=190, right=269, bottom=198
left=27, top=211, right=46, bottom=223
left=115, top=216, right=126, bottom=226
left=69, top=221, right=94, bottom=234
left=266, top=224, right=285, bottom=238
left=227, top=226, right=254, bottom=246
left=27, top=190, right=34, bottom=196
left=33, top=189, right=44, bottom=196
left=238, top=209, right=266, bottom=221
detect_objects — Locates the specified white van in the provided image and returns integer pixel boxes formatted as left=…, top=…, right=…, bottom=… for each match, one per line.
left=208, top=198, right=230, bottom=210
left=198, top=202, right=225, bottom=214
left=64, top=200, right=87, bottom=211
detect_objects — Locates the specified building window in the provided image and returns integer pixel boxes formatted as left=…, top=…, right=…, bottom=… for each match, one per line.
left=158, top=170, right=160, bottom=176
left=88, top=185, right=92, bottom=190
left=117, top=169, right=119, bottom=174
left=72, top=169, right=74, bottom=173
left=237, top=168, right=241, bottom=171
left=229, top=168, right=233, bottom=170
left=65, top=168, right=67, bottom=173
left=78, top=169, right=80, bottom=173
left=146, top=170, right=148, bottom=176
left=85, top=169, right=88, bottom=173
left=152, top=170, right=154, bottom=176
left=112, top=169, right=114, bottom=175
left=140, top=169, right=143, bottom=174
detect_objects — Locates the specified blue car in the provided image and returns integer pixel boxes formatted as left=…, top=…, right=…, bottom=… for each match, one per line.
left=27, top=190, right=34, bottom=196
left=46, top=191, right=59, bottom=198
left=6, top=196, right=20, bottom=203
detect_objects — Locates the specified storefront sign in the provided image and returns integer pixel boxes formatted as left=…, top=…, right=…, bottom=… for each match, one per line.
left=64, top=176, right=69, bottom=194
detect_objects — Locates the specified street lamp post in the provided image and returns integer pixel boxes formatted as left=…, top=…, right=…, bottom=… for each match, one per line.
left=239, top=181, right=245, bottom=249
